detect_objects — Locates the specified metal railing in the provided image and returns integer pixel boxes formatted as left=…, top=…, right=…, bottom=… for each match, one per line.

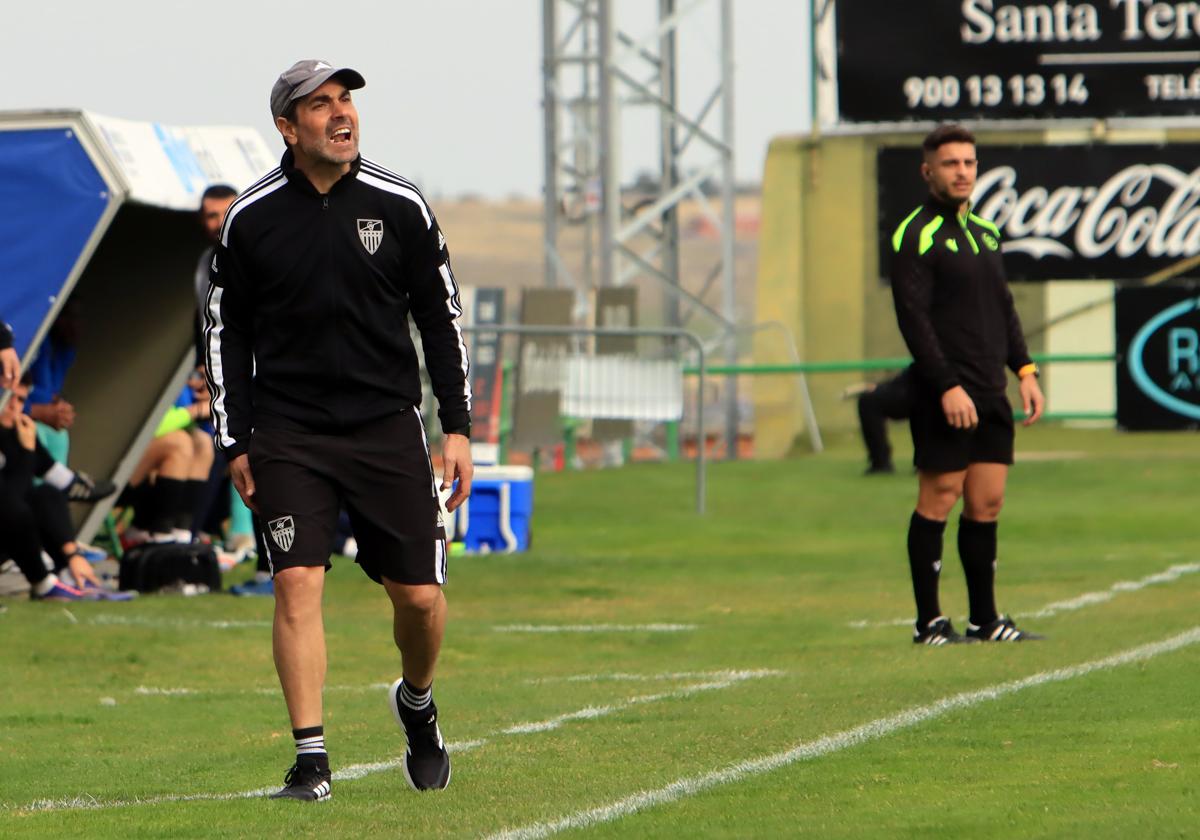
left=682, top=352, right=1117, bottom=422
left=460, top=324, right=709, bottom=514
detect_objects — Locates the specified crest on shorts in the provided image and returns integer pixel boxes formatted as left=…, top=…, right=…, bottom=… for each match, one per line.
left=358, top=219, right=384, bottom=254
left=269, top=516, right=295, bottom=552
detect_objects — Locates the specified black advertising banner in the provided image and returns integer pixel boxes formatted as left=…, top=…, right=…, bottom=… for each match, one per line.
left=836, top=0, right=1200, bottom=122
left=877, top=144, right=1200, bottom=282
left=469, top=288, right=505, bottom=444
left=1116, top=285, right=1200, bottom=430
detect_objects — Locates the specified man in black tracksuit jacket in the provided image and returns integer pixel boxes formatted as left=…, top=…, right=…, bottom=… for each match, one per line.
left=204, top=60, right=471, bottom=800
left=890, top=124, right=1045, bottom=647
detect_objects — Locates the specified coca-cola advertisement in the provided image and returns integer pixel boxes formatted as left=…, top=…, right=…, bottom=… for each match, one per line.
left=877, top=144, right=1200, bottom=282
left=1116, top=285, right=1200, bottom=430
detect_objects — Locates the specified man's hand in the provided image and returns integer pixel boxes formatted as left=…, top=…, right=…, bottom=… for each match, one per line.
left=68, top=553, right=100, bottom=588
left=14, top=413, right=36, bottom=451
left=1019, top=373, right=1044, bottom=426
left=440, top=433, right=473, bottom=512
left=30, top=397, right=75, bottom=430
left=941, top=385, right=978, bottom=430
left=229, top=453, right=257, bottom=512
left=0, top=347, right=18, bottom=389
left=188, top=367, right=211, bottom=405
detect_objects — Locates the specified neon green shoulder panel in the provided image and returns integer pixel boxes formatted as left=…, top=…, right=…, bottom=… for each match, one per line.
left=969, top=213, right=1000, bottom=238
left=891, top=206, right=924, bottom=253
left=917, top=217, right=944, bottom=256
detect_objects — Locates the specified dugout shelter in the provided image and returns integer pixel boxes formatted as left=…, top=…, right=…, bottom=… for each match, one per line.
left=0, top=110, right=273, bottom=540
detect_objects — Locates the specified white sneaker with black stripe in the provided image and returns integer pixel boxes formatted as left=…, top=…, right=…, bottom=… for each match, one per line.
left=966, top=614, right=1044, bottom=642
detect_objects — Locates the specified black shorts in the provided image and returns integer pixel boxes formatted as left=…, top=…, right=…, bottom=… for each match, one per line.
left=248, top=409, right=447, bottom=585
left=910, top=390, right=1014, bottom=473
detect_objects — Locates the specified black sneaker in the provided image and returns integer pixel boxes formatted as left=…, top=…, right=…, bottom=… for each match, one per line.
left=966, top=614, right=1044, bottom=642
left=913, top=616, right=974, bottom=646
left=268, top=762, right=332, bottom=802
left=389, top=678, right=451, bottom=791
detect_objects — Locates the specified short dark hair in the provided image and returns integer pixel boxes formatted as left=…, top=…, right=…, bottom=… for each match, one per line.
left=922, top=124, right=976, bottom=154
left=201, top=184, right=238, bottom=207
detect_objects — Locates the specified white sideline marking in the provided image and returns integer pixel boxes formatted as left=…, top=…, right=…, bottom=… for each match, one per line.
left=129, top=683, right=392, bottom=698
left=527, top=669, right=783, bottom=685
left=847, top=562, right=1200, bottom=629
left=1027, top=563, right=1200, bottom=619
left=14, top=673, right=774, bottom=813
left=15, top=741, right=488, bottom=812
left=89, top=614, right=270, bottom=630
left=494, top=623, right=696, bottom=633
left=484, top=627, right=1200, bottom=840
left=503, top=672, right=769, bottom=735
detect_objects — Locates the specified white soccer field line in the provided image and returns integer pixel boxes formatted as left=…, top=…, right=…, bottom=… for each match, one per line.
left=847, top=561, right=1200, bottom=629
left=83, top=617, right=694, bottom=633
left=493, top=623, right=696, bottom=633
left=526, top=669, right=780, bottom=685
left=89, top=614, right=271, bottom=630
left=483, top=626, right=1200, bottom=840
left=14, top=670, right=776, bottom=813
left=126, top=671, right=780, bottom=701
left=131, top=683, right=392, bottom=698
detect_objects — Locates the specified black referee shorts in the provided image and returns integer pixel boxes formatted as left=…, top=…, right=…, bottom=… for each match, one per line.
left=248, top=409, right=447, bottom=585
left=910, top=390, right=1014, bottom=473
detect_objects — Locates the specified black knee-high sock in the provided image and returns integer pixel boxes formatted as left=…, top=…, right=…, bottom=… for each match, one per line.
left=128, top=482, right=153, bottom=530
left=153, top=478, right=189, bottom=533
left=958, top=516, right=999, bottom=627
left=907, top=512, right=946, bottom=628
left=184, top=479, right=207, bottom=532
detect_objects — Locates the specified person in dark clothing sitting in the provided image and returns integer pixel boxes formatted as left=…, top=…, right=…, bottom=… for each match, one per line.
left=0, top=375, right=127, bottom=601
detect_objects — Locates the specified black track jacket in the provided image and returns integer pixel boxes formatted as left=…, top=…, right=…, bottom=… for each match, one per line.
left=203, top=151, right=471, bottom=459
left=890, top=196, right=1033, bottom=397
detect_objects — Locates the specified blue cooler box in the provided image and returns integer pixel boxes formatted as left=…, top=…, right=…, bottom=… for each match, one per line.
left=459, top=465, right=534, bottom=553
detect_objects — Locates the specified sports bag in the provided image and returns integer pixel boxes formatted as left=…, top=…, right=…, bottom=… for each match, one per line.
left=118, top=542, right=222, bottom=594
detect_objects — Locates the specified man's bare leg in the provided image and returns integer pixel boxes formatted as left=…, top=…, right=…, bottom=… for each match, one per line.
left=962, top=462, right=1007, bottom=522
left=383, top=581, right=446, bottom=687
left=273, top=566, right=327, bottom=728
left=383, top=579, right=451, bottom=791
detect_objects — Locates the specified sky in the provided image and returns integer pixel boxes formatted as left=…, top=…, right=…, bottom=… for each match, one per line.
left=7, top=0, right=811, bottom=198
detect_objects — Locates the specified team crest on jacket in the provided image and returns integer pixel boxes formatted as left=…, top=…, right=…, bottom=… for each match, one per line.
left=357, top=219, right=384, bottom=254
left=269, top=516, right=295, bottom=552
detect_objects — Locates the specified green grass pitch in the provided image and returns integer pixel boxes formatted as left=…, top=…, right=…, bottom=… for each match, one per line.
left=1, top=425, right=1198, bottom=838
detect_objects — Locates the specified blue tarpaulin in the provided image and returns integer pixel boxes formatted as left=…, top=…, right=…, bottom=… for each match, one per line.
left=0, top=127, right=110, bottom=360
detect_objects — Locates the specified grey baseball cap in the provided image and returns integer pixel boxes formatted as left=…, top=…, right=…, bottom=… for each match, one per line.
left=270, top=59, right=366, bottom=120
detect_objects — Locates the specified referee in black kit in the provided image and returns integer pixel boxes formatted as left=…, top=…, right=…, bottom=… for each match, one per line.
left=204, top=59, right=472, bottom=800
left=889, top=124, right=1045, bottom=646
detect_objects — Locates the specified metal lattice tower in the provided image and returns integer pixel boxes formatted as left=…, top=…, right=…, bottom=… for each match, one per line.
left=541, top=0, right=739, bottom=456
